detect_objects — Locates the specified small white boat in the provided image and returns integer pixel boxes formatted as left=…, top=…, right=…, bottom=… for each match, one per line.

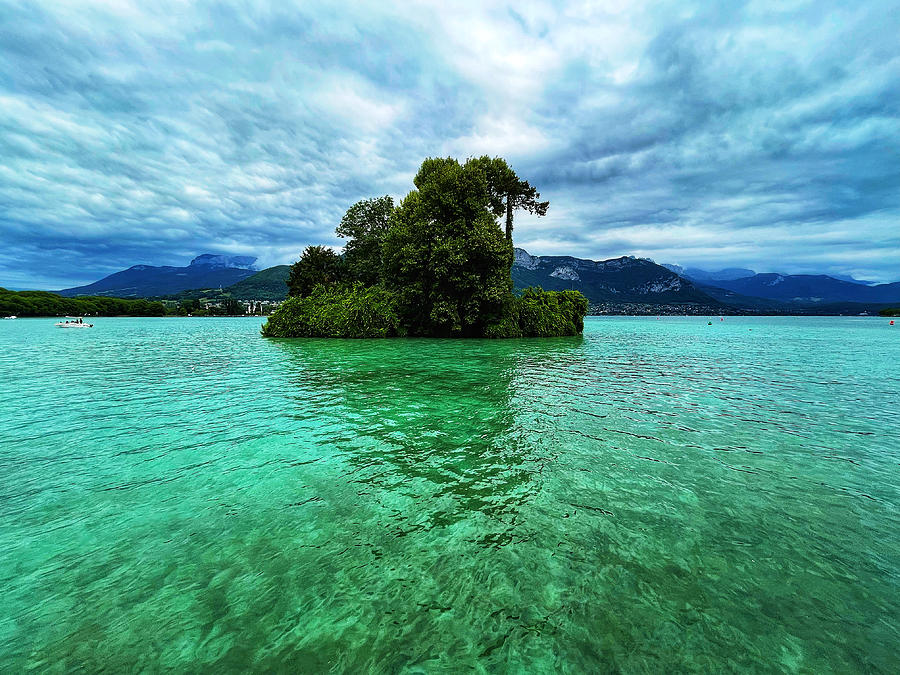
left=55, top=316, right=93, bottom=328
left=3, top=315, right=15, bottom=319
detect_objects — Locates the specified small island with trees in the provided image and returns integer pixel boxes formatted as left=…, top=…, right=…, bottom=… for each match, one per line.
left=262, top=156, right=588, bottom=338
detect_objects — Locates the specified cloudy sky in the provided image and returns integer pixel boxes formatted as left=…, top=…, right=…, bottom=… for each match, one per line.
left=1, top=0, right=898, bottom=289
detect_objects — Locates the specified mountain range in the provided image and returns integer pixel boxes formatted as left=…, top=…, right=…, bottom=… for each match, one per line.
left=699, top=274, right=900, bottom=304
left=512, top=249, right=716, bottom=305
left=662, top=264, right=756, bottom=282
left=50, top=250, right=900, bottom=311
left=663, top=263, right=880, bottom=287
left=58, top=254, right=258, bottom=298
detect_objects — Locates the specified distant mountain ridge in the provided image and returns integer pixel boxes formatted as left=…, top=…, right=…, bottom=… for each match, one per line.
left=663, top=264, right=756, bottom=282
left=664, top=263, right=883, bottom=288
left=59, top=254, right=258, bottom=298
left=53, top=249, right=900, bottom=309
left=188, top=254, right=257, bottom=270
left=707, top=273, right=900, bottom=304
left=512, top=249, right=718, bottom=305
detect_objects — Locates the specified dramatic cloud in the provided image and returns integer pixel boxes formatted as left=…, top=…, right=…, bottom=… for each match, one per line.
left=1, top=0, right=898, bottom=288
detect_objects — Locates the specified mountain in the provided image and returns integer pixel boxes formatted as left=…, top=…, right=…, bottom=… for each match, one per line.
left=57, top=247, right=899, bottom=309
left=667, top=263, right=883, bottom=288
left=663, top=264, right=755, bottom=282
left=828, top=274, right=878, bottom=286
left=223, top=265, right=291, bottom=300
left=188, top=254, right=257, bottom=270
left=694, top=284, right=792, bottom=311
left=708, top=274, right=900, bottom=304
left=512, top=249, right=719, bottom=305
left=59, top=254, right=258, bottom=298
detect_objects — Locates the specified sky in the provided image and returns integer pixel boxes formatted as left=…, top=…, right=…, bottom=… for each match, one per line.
left=1, top=0, right=899, bottom=289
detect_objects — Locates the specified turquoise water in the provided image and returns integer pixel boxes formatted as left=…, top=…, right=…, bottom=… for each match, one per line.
left=1, top=316, right=898, bottom=672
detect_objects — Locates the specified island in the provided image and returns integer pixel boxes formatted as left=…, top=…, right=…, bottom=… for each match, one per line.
left=262, top=157, right=588, bottom=338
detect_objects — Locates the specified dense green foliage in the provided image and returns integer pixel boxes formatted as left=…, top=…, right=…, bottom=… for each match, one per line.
left=287, top=246, right=344, bottom=297
left=263, top=156, right=586, bottom=339
left=383, top=158, right=515, bottom=336
left=261, top=284, right=400, bottom=338
left=879, top=307, right=900, bottom=317
left=336, top=196, right=394, bottom=286
left=0, top=288, right=166, bottom=317
left=513, top=288, right=589, bottom=337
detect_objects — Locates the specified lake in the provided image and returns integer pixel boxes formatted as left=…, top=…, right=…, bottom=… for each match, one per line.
left=1, top=316, right=897, bottom=672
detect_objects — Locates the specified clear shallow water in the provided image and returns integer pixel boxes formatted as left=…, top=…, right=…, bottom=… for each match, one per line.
left=0, top=316, right=898, bottom=672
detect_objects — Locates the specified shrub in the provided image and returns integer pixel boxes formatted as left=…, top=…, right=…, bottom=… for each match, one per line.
left=261, top=285, right=588, bottom=339
left=261, top=284, right=402, bottom=338
left=515, top=287, right=588, bottom=337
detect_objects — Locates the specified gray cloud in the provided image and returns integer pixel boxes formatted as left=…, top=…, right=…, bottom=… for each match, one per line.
left=1, top=0, right=898, bottom=289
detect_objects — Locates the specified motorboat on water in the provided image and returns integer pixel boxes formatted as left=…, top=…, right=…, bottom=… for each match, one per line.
left=3, top=315, right=15, bottom=319
left=55, top=316, right=93, bottom=328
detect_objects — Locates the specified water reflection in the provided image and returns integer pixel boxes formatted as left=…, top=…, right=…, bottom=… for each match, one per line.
left=272, top=337, right=585, bottom=544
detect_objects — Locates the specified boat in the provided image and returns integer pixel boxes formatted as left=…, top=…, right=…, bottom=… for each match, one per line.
left=55, top=316, right=93, bottom=328
left=3, top=315, right=15, bottom=319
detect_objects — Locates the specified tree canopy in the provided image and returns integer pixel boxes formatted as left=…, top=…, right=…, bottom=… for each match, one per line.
left=263, top=156, right=585, bottom=339
left=286, top=245, right=344, bottom=298
left=336, top=195, right=393, bottom=286
left=383, top=157, right=514, bottom=336
left=465, top=156, right=549, bottom=239
left=0, top=288, right=166, bottom=317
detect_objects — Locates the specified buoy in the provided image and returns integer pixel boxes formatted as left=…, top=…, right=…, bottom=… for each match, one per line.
left=708, top=321, right=712, bottom=325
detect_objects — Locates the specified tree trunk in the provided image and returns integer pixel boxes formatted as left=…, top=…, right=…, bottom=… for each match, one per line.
left=505, top=195, right=513, bottom=240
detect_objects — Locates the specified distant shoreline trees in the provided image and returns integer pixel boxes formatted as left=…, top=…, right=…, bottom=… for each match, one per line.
left=0, top=289, right=262, bottom=318
left=263, top=156, right=587, bottom=339
left=0, top=288, right=166, bottom=317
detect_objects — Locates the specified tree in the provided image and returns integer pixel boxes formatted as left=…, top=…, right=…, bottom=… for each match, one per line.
left=0, top=288, right=166, bottom=317
left=223, top=298, right=242, bottom=315
left=465, top=156, right=549, bottom=240
left=286, top=246, right=344, bottom=297
left=179, top=299, right=200, bottom=315
left=382, top=157, right=514, bottom=336
left=503, top=177, right=548, bottom=241
left=336, top=196, right=394, bottom=285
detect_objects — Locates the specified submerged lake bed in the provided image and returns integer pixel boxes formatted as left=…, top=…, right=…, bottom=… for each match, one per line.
left=1, top=316, right=898, bottom=671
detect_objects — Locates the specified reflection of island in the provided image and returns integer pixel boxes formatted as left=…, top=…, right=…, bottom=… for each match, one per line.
left=273, top=336, right=584, bottom=546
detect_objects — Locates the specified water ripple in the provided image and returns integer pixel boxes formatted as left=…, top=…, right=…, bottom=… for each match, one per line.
left=1, top=316, right=898, bottom=671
